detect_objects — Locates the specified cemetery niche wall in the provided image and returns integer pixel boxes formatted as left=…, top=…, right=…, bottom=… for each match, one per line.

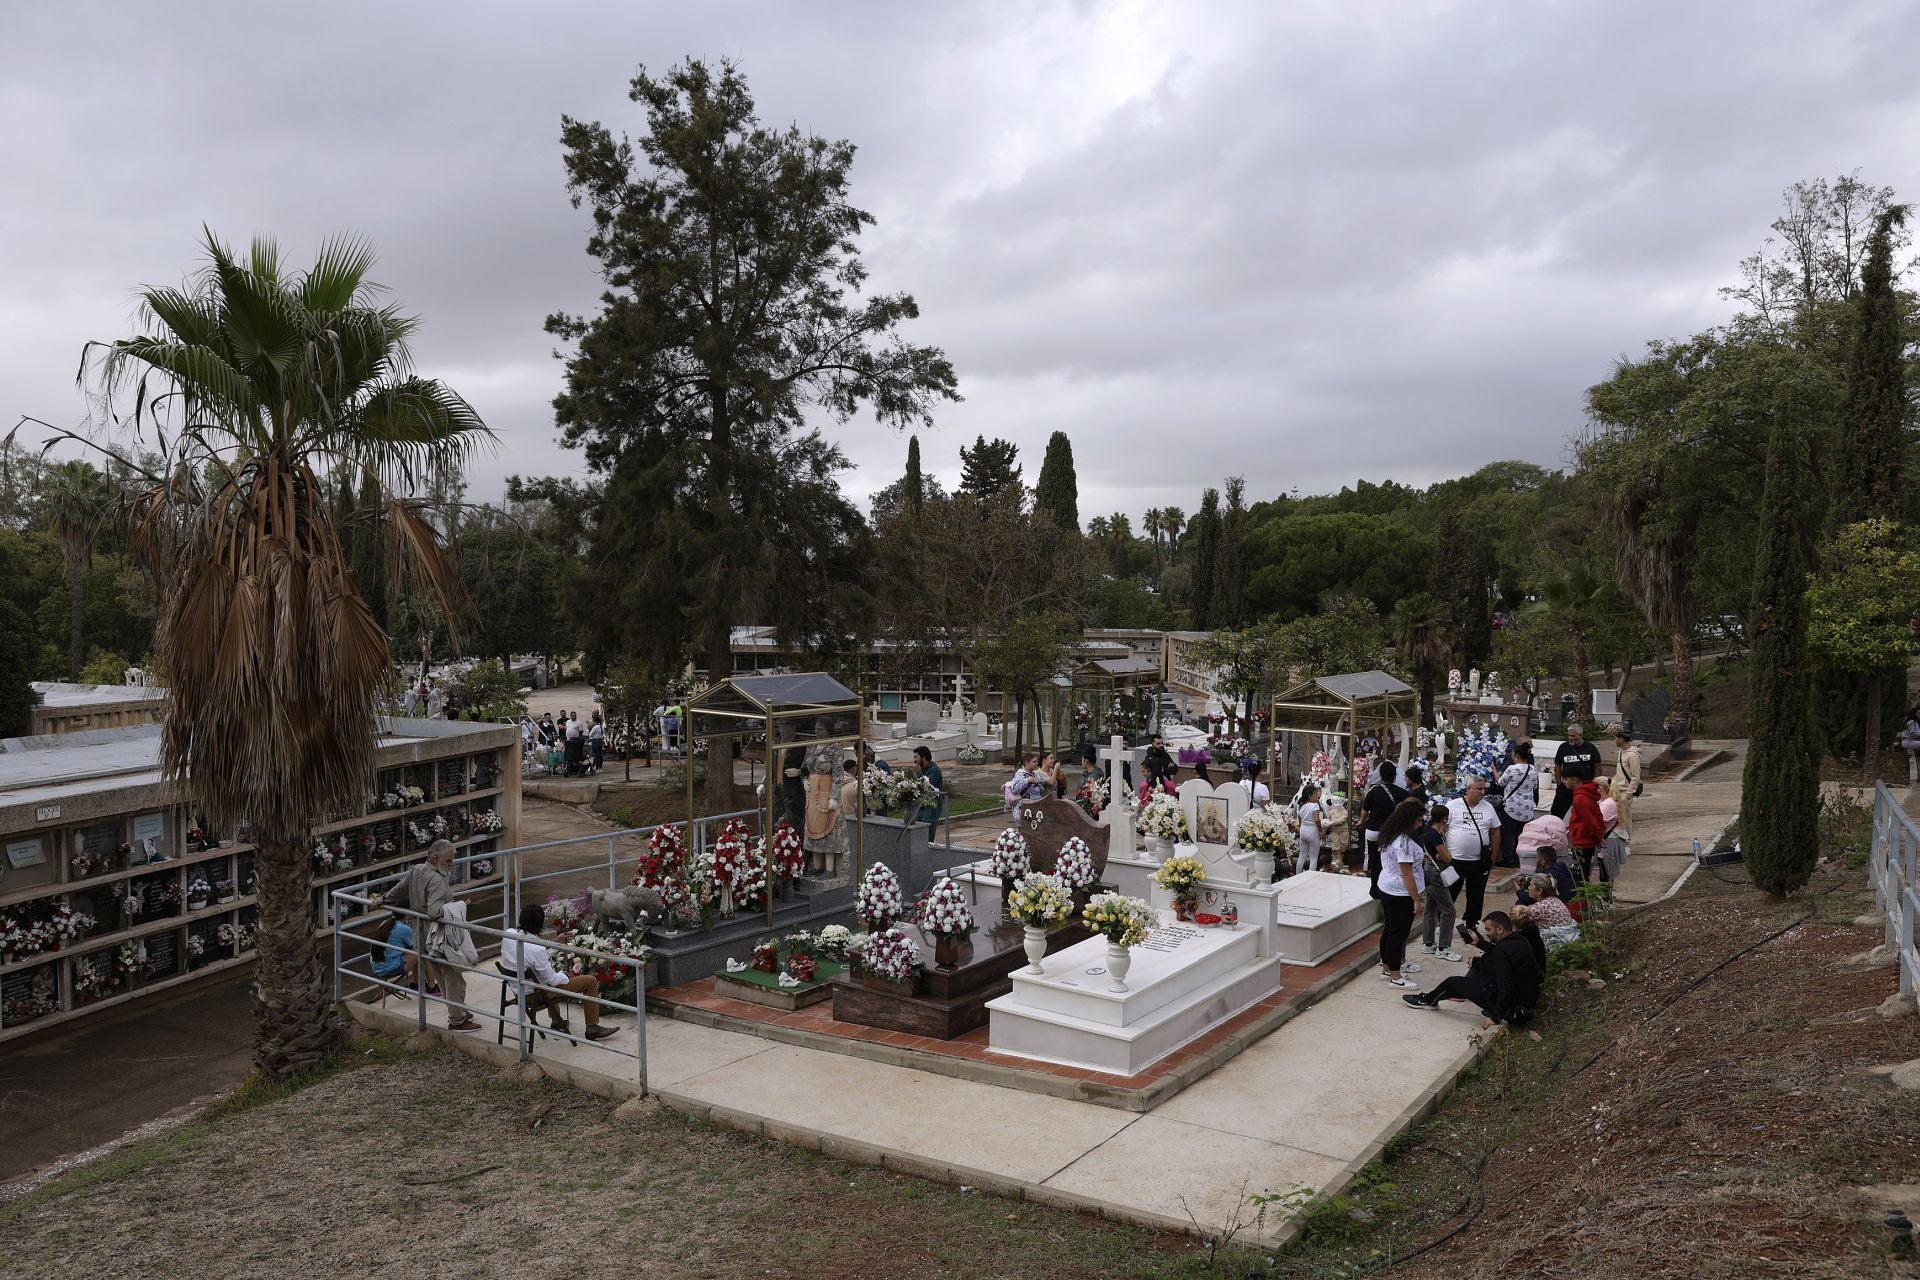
left=0, top=717, right=520, bottom=1045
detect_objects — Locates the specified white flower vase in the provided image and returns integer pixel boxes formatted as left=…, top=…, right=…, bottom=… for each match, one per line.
left=1146, top=835, right=1172, bottom=863
left=1022, top=925, right=1047, bottom=974
left=1250, top=848, right=1275, bottom=885
left=1105, top=943, right=1132, bottom=993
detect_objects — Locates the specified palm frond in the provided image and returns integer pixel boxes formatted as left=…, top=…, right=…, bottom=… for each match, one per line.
left=298, top=233, right=380, bottom=313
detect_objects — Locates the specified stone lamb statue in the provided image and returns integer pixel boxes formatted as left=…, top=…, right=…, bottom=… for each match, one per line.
left=588, top=885, right=664, bottom=934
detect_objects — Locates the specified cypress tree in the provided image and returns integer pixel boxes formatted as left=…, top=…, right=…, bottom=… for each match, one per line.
left=1032, top=430, right=1079, bottom=531
left=1211, top=477, right=1248, bottom=628
left=1742, top=412, right=1820, bottom=897
left=1835, top=204, right=1910, bottom=527
left=0, top=599, right=37, bottom=736
left=1189, top=488, right=1222, bottom=628
left=958, top=435, right=1021, bottom=499
left=905, top=435, right=924, bottom=511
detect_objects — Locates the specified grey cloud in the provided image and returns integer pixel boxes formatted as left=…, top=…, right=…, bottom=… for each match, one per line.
left=4, top=0, right=1916, bottom=522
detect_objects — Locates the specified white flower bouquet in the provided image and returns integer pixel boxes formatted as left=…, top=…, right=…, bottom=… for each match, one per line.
left=1054, top=837, right=1097, bottom=891
left=816, top=924, right=854, bottom=960
left=1140, top=794, right=1189, bottom=842
left=856, top=861, right=905, bottom=931
left=1081, top=892, right=1155, bottom=948
left=1234, top=807, right=1296, bottom=854
left=915, top=877, right=974, bottom=937
left=859, top=925, right=920, bottom=983
left=988, top=827, right=1030, bottom=879
left=1006, top=872, right=1072, bottom=927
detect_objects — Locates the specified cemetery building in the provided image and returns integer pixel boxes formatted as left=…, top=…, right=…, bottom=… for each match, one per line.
left=28, top=681, right=170, bottom=736
left=0, top=717, right=520, bottom=1045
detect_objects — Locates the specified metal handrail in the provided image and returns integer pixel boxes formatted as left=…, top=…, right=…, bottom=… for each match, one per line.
left=330, top=883, right=651, bottom=1095
left=1870, top=783, right=1920, bottom=1012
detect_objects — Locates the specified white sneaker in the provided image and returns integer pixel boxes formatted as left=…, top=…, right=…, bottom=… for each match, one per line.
left=1420, top=942, right=1437, bottom=955
left=1401, top=961, right=1422, bottom=974
left=1433, top=949, right=1463, bottom=963
left=1383, top=976, right=1418, bottom=989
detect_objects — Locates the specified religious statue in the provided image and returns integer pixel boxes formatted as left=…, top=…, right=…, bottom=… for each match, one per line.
left=803, top=734, right=846, bottom=874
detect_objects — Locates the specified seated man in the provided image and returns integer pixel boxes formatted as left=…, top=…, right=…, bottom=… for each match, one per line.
left=371, top=916, right=415, bottom=987
left=1400, top=910, right=1542, bottom=1029
left=502, top=903, right=617, bottom=1042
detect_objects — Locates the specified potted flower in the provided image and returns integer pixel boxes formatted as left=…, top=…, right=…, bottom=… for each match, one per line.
left=1081, top=892, right=1156, bottom=993
left=185, top=876, right=212, bottom=912
left=785, top=952, right=818, bottom=983
left=69, top=847, right=99, bottom=880
left=853, top=924, right=920, bottom=992
left=1152, top=853, right=1206, bottom=921
left=856, top=861, right=904, bottom=932
left=750, top=939, right=780, bottom=973
left=988, top=828, right=1031, bottom=904
left=1232, top=808, right=1295, bottom=883
left=1006, top=872, right=1073, bottom=975
left=1139, top=795, right=1189, bottom=862
left=214, top=878, right=236, bottom=904
left=914, top=877, right=975, bottom=968
left=185, top=931, right=207, bottom=969
left=1054, top=837, right=1098, bottom=900
left=769, top=821, right=805, bottom=890
left=816, top=923, right=854, bottom=961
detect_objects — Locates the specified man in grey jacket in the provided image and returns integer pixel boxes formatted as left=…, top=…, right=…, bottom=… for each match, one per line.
left=370, top=840, right=479, bottom=1031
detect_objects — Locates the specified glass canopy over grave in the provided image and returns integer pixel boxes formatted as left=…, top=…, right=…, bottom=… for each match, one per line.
left=684, top=672, right=866, bottom=922
left=1268, top=670, right=1419, bottom=821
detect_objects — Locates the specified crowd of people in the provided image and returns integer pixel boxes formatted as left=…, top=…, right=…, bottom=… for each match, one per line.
left=520, top=709, right=610, bottom=776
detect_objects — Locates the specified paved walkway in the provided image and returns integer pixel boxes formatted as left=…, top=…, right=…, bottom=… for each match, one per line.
left=351, top=947, right=1485, bottom=1245
left=1611, top=738, right=1743, bottom=905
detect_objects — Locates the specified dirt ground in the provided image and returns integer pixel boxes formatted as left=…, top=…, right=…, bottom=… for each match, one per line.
left=1263, top=840, right=1920, bottom=1279
left=0, top=1041, right=1198, bottom=1280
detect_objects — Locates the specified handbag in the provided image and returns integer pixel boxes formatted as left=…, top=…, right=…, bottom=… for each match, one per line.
left=1441, top=865, right=1461, bottom=888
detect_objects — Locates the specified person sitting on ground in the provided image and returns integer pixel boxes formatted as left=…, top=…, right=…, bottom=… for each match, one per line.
left=1401, top=910, right=1542, bottom=1028
left=1522, top=876, right=1581, bottom=947
left=371, top=915, right=416, bottom=987
left=503, top=903, right=618, bottom=1042
left=1505, top=903, right=1548, bottom=973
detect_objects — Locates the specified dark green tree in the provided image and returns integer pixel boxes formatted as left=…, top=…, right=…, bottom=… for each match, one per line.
left=546, top=60, right=957, bottom=805
left=1742, top=412, right=1820, bottom=896
left=0, top=598, right=37, bottom=735
left=959, top=435, right=1021, bottom=499
left=1210, top=477, right=1248, bottom=629
left=350, top=471, right=389, bottom=635
left=1189, top=488, right=1221, bottom=627
left=1432, top=510, right=1493, bottom=665
left=1835, top=205, right=1911, bottom=526
left=905, top=434, right=925, bottom=512
left=1032, top=430, right=1079, bottom=531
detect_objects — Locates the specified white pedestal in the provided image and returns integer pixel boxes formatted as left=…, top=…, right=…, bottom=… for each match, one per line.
left=1270, top=871, right=1379, bottom=965
left=986, top=914, right=1282, bottom=1074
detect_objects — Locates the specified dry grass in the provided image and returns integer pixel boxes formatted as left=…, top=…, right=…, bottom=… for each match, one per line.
left=0, top=1038, right=1198, bottom=1280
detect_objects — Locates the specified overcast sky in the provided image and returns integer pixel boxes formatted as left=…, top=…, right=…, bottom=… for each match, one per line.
left=6, top=0, right=1918, bottom=523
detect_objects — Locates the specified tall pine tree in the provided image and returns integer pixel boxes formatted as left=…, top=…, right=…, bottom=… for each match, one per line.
left=1032, top=430, right=1079, bottom=531
left=958, top=435, right=1021, bottom=499
left=1835, top=204, right=1910, bottom=527
left=904, top=435, right=924, bottom=511
left=1189, top=487, right=1222, bottom=627
left=1742, top=411, right=1820, bottom=897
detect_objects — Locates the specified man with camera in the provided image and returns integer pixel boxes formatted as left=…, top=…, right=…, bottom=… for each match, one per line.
left=1400, top=909, right=1542, bottom=1029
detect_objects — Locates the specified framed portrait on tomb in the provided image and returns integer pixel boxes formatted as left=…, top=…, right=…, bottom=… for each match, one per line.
left=1195, top=797, right=1231, bottom=846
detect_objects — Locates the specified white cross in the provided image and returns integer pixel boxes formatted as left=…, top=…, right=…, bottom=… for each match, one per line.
left=1097, top=734, right=1138, bottom=860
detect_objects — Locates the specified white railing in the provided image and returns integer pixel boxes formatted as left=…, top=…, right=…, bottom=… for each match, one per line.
left=1870, top=783, right=1920, bottom=1013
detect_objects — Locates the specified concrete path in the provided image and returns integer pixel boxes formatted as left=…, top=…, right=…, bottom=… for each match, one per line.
left=1610, top=738, right=1744, bottom=905
left=357, top=945, right=1486, bottom=1245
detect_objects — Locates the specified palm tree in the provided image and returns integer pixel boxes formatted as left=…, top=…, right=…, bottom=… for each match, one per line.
left=1142, top=507, right=1165, bottom=575
left=1162, top=505, right=1184, bottom=558
left=1391, top=593, right=1453, bottom=725
left=46, top=460, right=114, bottom=678
left=1543, top=565, right=1604, bottom=713
left=74, top=231, right=489, bottom=1079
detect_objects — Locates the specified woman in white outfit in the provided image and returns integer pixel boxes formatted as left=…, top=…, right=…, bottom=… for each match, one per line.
left=1295, top=783, right=1324, bottom=874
